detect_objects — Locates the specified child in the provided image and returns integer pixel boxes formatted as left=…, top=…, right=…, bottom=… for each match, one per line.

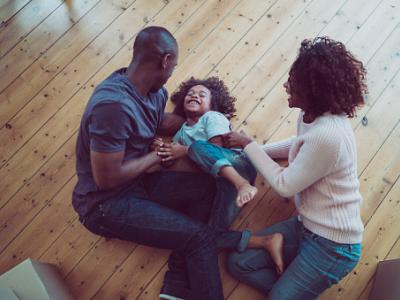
left=155, top=77, right=257, bottom=207
left=154, top=77, right=285, bottom=274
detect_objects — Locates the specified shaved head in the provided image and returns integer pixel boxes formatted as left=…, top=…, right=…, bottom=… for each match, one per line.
left=133, top=26, right=178, bottom=63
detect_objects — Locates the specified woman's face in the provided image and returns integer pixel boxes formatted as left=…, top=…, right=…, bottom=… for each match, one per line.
left=283, top=79, right=305, bottom=110
left=183, top=85, right=212, bottom=116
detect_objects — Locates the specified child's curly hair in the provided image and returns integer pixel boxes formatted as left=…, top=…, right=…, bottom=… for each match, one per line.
left=171, top=77, right=237, bottom=120
left=288, top=37, right=367, bottom=118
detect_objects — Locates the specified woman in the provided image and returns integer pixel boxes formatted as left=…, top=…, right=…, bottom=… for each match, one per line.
left=223, top=37, right=367, bottom=299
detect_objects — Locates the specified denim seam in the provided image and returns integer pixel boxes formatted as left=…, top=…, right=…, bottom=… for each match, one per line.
left=237, top=229, right=251, bottom=252
left=211, top=158, right=233, bottom=177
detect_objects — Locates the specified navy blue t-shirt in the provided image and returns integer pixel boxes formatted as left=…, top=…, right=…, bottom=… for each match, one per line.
left=73, top=68, right=167, bottom=216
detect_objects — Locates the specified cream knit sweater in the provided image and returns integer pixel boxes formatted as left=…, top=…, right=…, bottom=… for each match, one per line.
left=244, top=111, right=364, bottom=244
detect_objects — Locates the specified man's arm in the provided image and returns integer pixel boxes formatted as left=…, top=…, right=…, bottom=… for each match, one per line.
left=91, top=150, right=161, bottom=190
left=158, top=112, right=185, bottom=136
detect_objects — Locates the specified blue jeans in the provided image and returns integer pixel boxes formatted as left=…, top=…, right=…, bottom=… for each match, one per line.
left=228, top=217, right=361, bottom=299
left=80, top=171, right=249, bottom=300
left=188, top=140, right=257, bottom=232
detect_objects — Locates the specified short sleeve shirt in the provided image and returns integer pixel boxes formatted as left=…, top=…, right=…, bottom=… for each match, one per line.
left=73, top=68, right=168, bottom=216
left=173, top=111, right=231, bottom=146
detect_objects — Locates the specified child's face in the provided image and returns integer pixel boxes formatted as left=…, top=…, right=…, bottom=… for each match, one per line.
left=183, top=85, right=212, bottom=116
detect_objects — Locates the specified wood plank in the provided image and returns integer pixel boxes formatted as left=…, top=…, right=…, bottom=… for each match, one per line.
left=228, top=1, right=400, bottom=299
left=0, top=0, right=159, bottom=207
left=34, top=1, right=248, bottom=298
left=212, top=0, right=312, bottom=88
left=39, top=217, right=100, bottom=278
left=172, top=0, right=241, bottom=60
left=358, top=122, right=400, bottom=223
left=0, top=177, right=76, bottom=273
left=0, top=133, right=77, bottom=256
left=1, top=0, right=207, bottom=265
left=0, top=0, right=61, bottom=58
left=137, top=0, right=384, bottom=296
left=358, top=235, right=400, bottom=300
left=0, top=0, right=151, bottom=166
left=0, top=0, right=99, bottom=93
left=239, top=0, right=400, bottom=156
left=165, top=0, right=279, bottom=93
left=0, top=2, right=238, bottom=192
left=354, top=71, right=400, bottom=172
left=64, top=238, right=137, bottom=299
left=0, top=0, right=237, bottom=268
left=0, top=0, right=134, bottom=128
left=0, top=0, right=207, bottom=254
left=320, top=177, right=400, bottom=299
left=92, top=246, right=169, bottom=299
left=232, top=0, right=392, bottom=129
left=0, top=0, right=31, bottom=22
left=320, top=121, right=400, bottom=299
left=1, top=1, right=399, bottom=299
left=351, top=23, right=400, bottom=129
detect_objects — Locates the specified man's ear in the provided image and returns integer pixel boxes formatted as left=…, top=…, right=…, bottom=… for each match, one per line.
left=161, top=53, right=171, bottom=69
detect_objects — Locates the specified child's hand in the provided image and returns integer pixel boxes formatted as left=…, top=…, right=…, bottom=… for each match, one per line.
left=157, top=142, right=188, bottom=162
left=150, top=137, right=164, bottom=152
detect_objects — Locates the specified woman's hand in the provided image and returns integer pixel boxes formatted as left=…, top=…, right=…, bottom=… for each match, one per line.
left=157, top=142, right=189, bottom=162
left=223, top=131, right=253, bottom=148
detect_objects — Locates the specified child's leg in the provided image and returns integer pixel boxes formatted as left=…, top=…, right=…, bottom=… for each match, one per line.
left=219, top=166, right=257, bottom=207
left=188, top=140, right=257, bottom=206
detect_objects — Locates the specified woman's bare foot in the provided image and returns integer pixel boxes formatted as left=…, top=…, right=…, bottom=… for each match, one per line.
left=249, top=233, right=285, bottom=274
left=264, top=233, right=285, bottom=274
left=236, top=183, right=258, bottom=207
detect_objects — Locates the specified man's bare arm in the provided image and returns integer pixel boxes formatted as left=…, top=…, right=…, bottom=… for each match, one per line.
left=158, top=112, right=185, bottom=136
left=91, top=150, right=161, bottom=190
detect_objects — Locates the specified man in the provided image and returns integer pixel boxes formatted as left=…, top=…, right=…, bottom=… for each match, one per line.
left=73, top=26, right=253, bottom=300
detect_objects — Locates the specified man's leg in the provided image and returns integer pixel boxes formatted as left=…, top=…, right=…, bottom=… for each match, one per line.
left=82, top=181, right=223, bottom=300
left=142, top=171, right=228, bottom=299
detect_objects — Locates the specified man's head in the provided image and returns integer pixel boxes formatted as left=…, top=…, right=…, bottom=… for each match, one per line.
left=133, top=26, right=178, bottom=92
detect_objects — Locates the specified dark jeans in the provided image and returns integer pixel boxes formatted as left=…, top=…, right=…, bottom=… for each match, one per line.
left=80, top=171, right=249, bottom=300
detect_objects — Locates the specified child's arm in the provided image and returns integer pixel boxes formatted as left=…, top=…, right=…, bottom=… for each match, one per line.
left=157, top=142, right=189, bottom=162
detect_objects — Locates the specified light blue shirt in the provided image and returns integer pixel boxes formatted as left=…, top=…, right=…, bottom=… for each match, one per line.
left=173, top=111, right=231, bottom=146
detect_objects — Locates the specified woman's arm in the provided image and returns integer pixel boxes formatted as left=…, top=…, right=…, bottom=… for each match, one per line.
left=261, top=137, right=295, bottom=159
left=244, top=137, right=337, bottom=198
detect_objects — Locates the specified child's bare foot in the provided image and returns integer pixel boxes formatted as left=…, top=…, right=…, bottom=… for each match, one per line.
left=263, top=233, right=285, bottom=275
left=236, top=183, right=258, bottom=207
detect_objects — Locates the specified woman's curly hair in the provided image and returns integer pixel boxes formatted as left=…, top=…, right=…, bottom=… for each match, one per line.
left=288, top=37, right=367, bottom=118
left=171, top=77, right=236, bottom=120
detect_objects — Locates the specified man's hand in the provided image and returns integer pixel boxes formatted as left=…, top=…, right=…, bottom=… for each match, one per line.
left=222, top=130, right=253, bottom=148
left=150, top=137, right=164, bottom=152
left=157, top=142, right=188, bottom=162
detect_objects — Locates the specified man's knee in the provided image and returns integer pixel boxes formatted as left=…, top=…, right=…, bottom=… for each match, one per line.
left=184, top=224, right=216, bottom=253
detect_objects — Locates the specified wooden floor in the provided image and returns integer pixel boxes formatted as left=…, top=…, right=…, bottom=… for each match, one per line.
left=0, top=0, right=399, bottom=299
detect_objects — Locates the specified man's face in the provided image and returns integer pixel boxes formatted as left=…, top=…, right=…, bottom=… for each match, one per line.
left=150, top=48, right=178, bottom=93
